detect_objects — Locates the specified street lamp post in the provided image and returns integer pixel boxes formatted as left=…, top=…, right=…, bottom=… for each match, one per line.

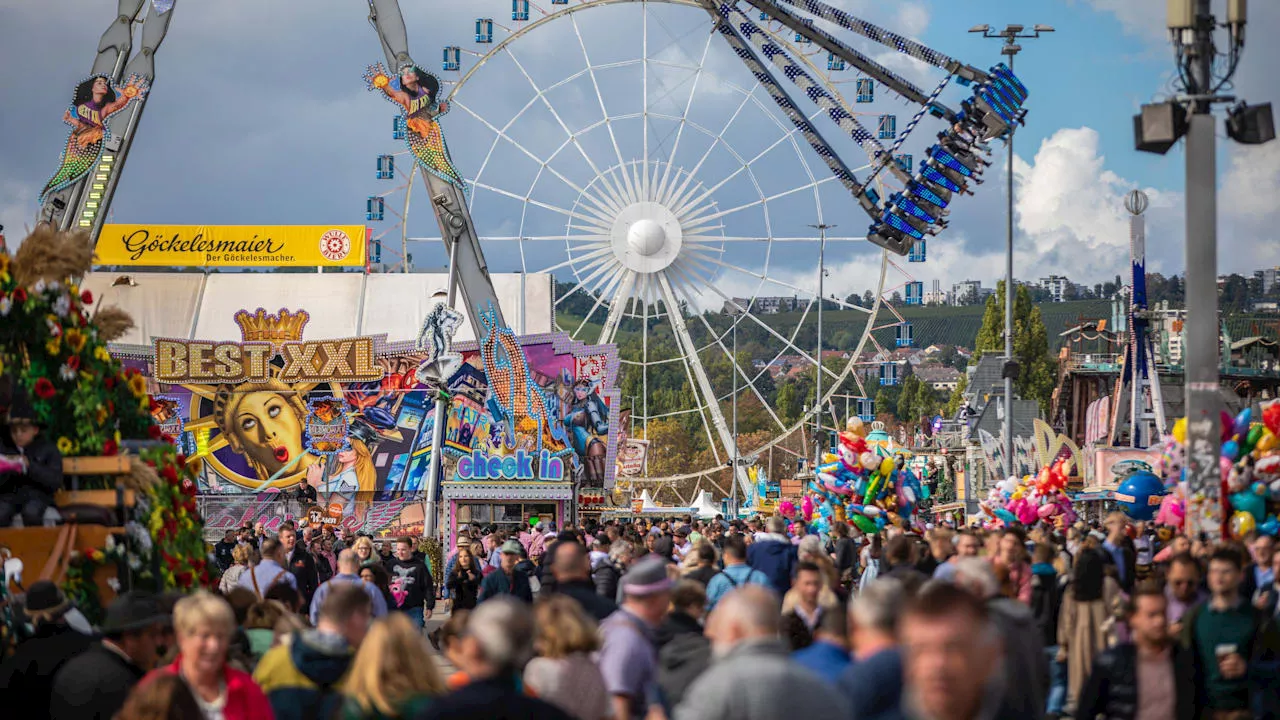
left=809, top=224, right=834, bottom=474
left=730, top=318, right=739, bottom=518
left=970, top=23, right=1053, bottom=480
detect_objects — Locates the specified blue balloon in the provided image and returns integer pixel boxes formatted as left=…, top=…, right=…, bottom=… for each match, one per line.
left=1234, top=408, right=1252, bottom=438
left=1116, top=471, right=1166, bottom=522
left=1222, top=440, right=1240, bottom=459
left=1260, top=516, right=1280, bottom=537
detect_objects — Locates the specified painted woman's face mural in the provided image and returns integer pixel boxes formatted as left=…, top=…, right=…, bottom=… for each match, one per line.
left=227, top=389, right=306, bottom=476
left=210, top=377, right=317, bottom=486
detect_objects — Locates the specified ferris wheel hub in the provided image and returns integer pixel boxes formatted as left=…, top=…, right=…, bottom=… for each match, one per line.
left=627, top=218, right=667, bottom=257
left=610, top=201, right=683, bottom=274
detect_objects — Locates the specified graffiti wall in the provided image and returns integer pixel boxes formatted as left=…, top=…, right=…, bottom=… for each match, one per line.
left=117, top=307, right=620, bottom=537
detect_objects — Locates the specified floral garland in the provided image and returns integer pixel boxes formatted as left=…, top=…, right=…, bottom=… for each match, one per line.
left=0, top=254, right=153, bottom=455
left=0, top=244, right=210, bottom=604
left=63, top=541, right=125, bottom=627
left=140, top=444, right=210, bottom=590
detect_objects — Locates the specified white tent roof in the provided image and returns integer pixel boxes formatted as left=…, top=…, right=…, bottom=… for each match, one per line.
left=638, top=489, right=657, bottom=509
left=83, top=271, right=552, bottom=346
left=692, top=490, right=721, bottom=519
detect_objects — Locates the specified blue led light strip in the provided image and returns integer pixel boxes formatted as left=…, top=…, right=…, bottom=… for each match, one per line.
left=774, top=0, right=959, bottom=71
left=700, top=2, right=871, bottom=206
left=717, top=2, right=887, bottom=161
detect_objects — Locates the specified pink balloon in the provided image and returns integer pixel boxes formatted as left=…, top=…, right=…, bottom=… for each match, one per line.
left=1037, top=503, right=1059, bottom=520
left=1155, top=494, right=1185, bottom=527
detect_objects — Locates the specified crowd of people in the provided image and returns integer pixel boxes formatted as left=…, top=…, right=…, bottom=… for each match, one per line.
left=3, top=509, right=1280, bottom=720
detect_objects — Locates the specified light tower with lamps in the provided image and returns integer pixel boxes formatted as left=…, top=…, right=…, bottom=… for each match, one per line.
left=1133, top=0, right=1273, bottom=542
left=968, top=23, right=1053, bottom=481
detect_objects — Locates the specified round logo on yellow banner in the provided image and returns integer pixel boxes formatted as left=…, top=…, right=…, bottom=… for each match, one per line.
left=319, top=229, right=352, bottom=262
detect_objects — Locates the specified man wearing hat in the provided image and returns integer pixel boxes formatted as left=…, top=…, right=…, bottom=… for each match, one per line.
left=478, top=539, right=534, bottom=604
left=0, top=581, right=94, bottom=713
left=49, top=591, right=168, bottom=720
left=0, top=386, right=64, bottom=527
left=598, top=555, right=674, bottom=720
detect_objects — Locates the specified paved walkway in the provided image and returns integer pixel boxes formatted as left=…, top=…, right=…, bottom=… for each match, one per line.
left=424, top=606, right=456, bottom=676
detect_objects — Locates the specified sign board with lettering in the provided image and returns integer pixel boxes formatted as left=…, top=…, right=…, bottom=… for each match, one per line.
left=96, top=225, right=367, bottom=267
left=115, top=306, right=621, bottom=537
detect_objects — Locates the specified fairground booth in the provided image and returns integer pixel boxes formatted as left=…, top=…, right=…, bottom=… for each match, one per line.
left=85, top=229, right=623, bottom=558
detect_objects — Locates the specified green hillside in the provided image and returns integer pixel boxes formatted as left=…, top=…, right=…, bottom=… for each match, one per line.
left=558, top=299, right=1114, bottom=354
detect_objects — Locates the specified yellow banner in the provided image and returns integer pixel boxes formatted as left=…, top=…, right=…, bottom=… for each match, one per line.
left=96, top=225, right=367, bottom=267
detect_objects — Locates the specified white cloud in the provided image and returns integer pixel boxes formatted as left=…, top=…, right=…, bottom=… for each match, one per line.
left=1076, top=0, right=1167, bottom=41
left=894, top=2, right=930, bottom=39
left=1012, top=126, right=1182, bottom=282
left=1220, top=141, right=1280, bottom=268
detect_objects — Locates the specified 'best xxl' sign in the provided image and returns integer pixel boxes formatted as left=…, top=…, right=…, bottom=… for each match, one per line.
left=153, top=338, right=384, bottom=384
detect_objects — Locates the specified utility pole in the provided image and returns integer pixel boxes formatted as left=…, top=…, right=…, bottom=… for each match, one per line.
left=810, top=224, right=834, bottom=473
left=971, top=23, right=1053, bottom=480
left=730, top=318, right=739, bottom=518
left=1134, top=0, right=1270, bottom=540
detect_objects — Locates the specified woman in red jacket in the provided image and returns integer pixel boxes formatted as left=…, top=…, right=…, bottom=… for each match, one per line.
left=140, top=590, right=274, bottom=719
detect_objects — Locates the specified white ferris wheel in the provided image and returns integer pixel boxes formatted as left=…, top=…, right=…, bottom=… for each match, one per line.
left=364, top=0, right=990, bottom=502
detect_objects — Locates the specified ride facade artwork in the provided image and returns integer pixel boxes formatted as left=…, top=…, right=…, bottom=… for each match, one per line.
left=110, top=307, right=621, bottom=539
left=39, top=74, right=148, bottom=203
left=364, top=62, right=467, bottom=191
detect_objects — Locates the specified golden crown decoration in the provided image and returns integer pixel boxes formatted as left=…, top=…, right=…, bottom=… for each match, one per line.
left=233, top=308, right=310, bottom=349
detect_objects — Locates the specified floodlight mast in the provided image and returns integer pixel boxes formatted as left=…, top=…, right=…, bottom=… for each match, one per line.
left=1163, top=0, right=1269, bottom=542
left=971, top=22, right=1052, bottom=482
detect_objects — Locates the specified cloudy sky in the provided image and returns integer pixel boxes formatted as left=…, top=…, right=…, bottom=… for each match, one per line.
left=1, top=0, right=1277, bottom=308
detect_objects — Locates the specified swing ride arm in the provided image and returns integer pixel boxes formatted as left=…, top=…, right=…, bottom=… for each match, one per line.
left=36, top=0, right=175, bottom=235
left=364, top=0, right=507, bottom=336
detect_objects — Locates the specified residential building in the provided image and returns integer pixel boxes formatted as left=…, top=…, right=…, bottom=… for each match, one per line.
left=914, top=364, right=963, bottom=392
left=1256, top=267, right=1280, bottom=296
left=721, top=296, right=799, bottom=315
left=952, top=279, right=983, bottom=305
left=1039, top=275, right=1071, bottom=303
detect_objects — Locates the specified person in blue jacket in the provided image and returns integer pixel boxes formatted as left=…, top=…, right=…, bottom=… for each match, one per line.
left=746, top=515, right=798, bottom=593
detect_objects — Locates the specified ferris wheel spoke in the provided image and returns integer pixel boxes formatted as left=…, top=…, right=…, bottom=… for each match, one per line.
left=706, top=236, right=865, bottom=242
left=469, top=180, right=598, bottom=226
left=706, top=288, right=839, bottom=382
left=504, top=47, right=614, bottom=189
left=531, top=245, right=615, bottom=277
left=598, top=270, right=637, bottom=344
left=456, top=99, right=620, bottom=222
left=694, top=252, right=868, bottom=314
left=661, top=85, right=756, bottom=209
left=686, top=294, right=789, bottom=433
left=642, top=0, right=649, bottom=198
left=654, top=26, right=715, bottom=206
left=573, top=265, right=629, bottom=339
left=570, top=14, right=637, bottom=204
left=560, top=253, right=621, bottom=306
left=684, top=176, right=833, bottom=231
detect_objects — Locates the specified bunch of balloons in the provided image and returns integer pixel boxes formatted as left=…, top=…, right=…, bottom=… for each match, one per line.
left=978, top=459, right=1078, bottom=529
left=803, top=417, right=927, bottom=535
left=1152, top=401, right=1280, bottom=539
